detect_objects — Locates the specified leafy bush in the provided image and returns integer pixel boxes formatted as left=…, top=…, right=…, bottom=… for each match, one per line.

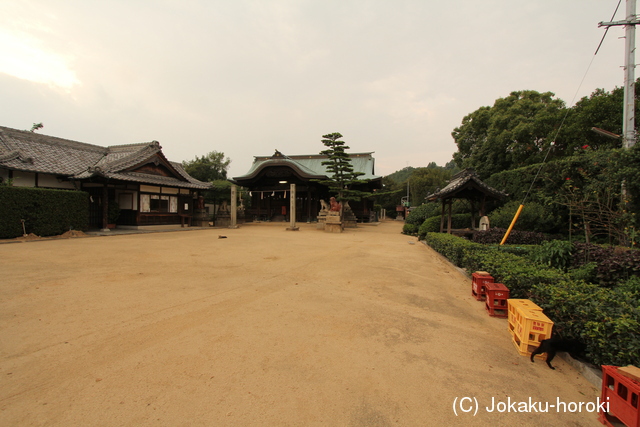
left=423, top=232, right=484, bottom=267
left=472, top=227, right=549, bottom=245
left=531, top=280, right=640, bottom=366
left=462, top=246, right=566, bottom=298
left=618, top=276, right=640, bottom=295
left=572, top=243, right=640, bottom=287
left=489, top=200, right=562, bottom=234
left=403, top=223, right=418, bottom=235
left=0, top=186, right=89, bottom=238
left=568, top=262, right=598, bottom=283
left=418, top=217, right=441, bottom=239
left=491, top=245, right=536, bottom=258
left=531, top=240, right=573, bottom=272
left=405, top=203, right=440, bottom=226
left=424, top=232, right=640, bottom=366
left=416, top=214, right=473, bottom=240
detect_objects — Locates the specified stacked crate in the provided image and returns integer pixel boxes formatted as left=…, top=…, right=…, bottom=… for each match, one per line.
left=600, top=365, right=640, bottom=427
left=507, top=299, right=553, bottom=357
left=471, top=271, right=494, bottom=301
left=484, top=282, right=510, bottom=318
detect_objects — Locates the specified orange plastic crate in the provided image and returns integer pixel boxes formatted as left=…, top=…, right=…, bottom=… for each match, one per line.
left=510, top=308, right=553, bottom=355
left=507, top=299, right=543, bottom=335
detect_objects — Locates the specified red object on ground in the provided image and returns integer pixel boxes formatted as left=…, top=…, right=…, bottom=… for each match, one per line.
left=471, top=272, right=494, bottom=301
left=600, top=365, right=640, bottom=427
left=484, top=282, right=509, bottom=318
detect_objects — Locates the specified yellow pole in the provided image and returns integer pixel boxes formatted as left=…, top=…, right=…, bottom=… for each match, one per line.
left=500, top=204, right=524, bottom=245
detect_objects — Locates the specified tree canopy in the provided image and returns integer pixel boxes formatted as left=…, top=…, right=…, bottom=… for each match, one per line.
left=452, top=90, right=565, bottom=179
left=452, top=82, right=640, bottom=179
left=182, top=151, right=231, bottom=182
left=317, top=132, right=369, bottom=202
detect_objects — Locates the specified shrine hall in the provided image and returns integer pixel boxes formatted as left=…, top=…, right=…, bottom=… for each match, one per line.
left=231, top=150, right=382, bottom=223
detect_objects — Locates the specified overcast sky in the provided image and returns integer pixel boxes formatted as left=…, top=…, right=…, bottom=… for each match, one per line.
left=0, top=0, right=633, bottom=178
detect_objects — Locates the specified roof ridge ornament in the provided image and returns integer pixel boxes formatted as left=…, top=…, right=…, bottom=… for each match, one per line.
left=271, top=149, right=285, bottom=158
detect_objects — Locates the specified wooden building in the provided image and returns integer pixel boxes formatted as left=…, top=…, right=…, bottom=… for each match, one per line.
left=0, top=126, right=211, bottom=229
left=231, top=150, right=382, bottom=223
left=426, top=169, right=507, bottom=233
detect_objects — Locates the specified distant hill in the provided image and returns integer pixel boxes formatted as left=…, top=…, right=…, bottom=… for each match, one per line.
left=385, top=161, right=458, bottom=183
left=386, top=167, right=415, bottom=184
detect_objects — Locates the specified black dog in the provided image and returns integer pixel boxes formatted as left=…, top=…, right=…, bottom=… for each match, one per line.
left=530, top=336, right=586, bottom=370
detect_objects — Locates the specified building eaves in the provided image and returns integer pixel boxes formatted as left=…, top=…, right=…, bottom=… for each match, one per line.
left=426, top=169, right=507, bottom=201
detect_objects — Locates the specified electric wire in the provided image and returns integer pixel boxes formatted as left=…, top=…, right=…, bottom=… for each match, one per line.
left=520, top=1, right=622, bottom=206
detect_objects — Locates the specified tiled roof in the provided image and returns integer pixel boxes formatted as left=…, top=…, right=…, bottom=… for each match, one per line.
left=233, top=150, right=382, bottom=182
left=0, top=126, right=211, bottom=190
left=426, top=169, right=507, bottom=201
left=0, top=126, right=105, bottom=175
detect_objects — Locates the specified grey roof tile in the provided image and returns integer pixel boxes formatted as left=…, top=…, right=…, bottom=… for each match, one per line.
left=0, top=126, right=211, bottom=190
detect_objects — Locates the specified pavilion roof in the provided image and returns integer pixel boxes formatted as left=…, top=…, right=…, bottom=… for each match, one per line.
left=426, top=169, right=507, bottom=202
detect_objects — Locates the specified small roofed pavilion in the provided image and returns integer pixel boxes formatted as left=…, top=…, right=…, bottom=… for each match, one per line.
left=426, top=169, right=507, bottom=234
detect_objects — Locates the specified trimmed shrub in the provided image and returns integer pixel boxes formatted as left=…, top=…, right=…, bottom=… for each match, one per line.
left=402, top=223, right=418, bottom=235
left=423, top=232, right=486, bottom=268
left=531, top=280, right=640, bottom=366
left=0, top=186, right=89, bottom=238
left=472, top=227, right=549, bottom=245
left=417, top=214, right=473, bottom=240
left=404, top=203, right=440, bottom=226
left=462, top=245, right=566, bottom=298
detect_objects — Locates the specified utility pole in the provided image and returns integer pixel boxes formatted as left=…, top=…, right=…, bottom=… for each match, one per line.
left=599, top=0, right=639, bottom=149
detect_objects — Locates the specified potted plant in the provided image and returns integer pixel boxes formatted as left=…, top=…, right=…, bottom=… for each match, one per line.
left=107, top=200, right=120, bottom=228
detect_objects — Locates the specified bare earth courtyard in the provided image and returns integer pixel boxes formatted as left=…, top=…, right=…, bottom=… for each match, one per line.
left=1, top=221, right=600, bottom=426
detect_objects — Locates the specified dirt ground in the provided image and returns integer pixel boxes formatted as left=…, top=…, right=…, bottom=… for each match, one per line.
left=0, top=221, right=601, bottom=426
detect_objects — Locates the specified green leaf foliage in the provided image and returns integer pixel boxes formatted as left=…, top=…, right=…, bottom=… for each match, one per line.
left=0, top=186, right=89, bottom=238
left=422, top=232, right=640, bottom=366
left=531, top=280, right=640, bottom=366
left=489, top=200, right=562, bottom=234
left=472, top=227, right=548, bottom=245
left=531, top=240, right=574, bottom=272
left=452, top=90, right=565, bottom=179
left=182, top=151, right=231, bottom=182
left=405, top=203, right=440, bottom=226
left=316, top=132, right=370, bottom=202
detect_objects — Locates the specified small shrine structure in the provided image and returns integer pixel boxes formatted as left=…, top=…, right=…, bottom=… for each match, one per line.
left=426, top=169, right=507, bottom=234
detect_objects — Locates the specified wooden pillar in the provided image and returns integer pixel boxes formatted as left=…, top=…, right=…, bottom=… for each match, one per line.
left=101, top=183, right=109, bottom=231
left=306, top=187, right=312, bottom=223
left=447, top=199, right=453, bottom=234
left=440, top=199, right=446, bottom=233
left=256, top=191, right=261, bottom=221
left=471, top=199, right=476, bottom=229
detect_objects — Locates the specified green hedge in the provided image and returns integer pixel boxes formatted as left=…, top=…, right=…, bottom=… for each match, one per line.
left=422, top=231, right=640, bottom=366
left=0, top=186, right=89, bottom=238
left=417, top=214, right=472, bottom=239
left=531, top=280, right=640, bottom=366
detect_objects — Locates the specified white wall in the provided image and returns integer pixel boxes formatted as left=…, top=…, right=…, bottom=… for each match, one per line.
left=11, top=171, right=35, bottom=187
left=38, top=174, right=76, bottom=189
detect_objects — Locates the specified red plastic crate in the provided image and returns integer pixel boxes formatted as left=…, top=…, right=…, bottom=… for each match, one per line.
left=471, top=271, right=494, bottom=301
left=600, top=365, right=640, bottom=427
left=484, top=282, right=509, bottom=318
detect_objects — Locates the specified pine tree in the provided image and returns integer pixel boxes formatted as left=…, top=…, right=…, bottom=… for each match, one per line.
left=317, top=132, right=370, bottom=210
